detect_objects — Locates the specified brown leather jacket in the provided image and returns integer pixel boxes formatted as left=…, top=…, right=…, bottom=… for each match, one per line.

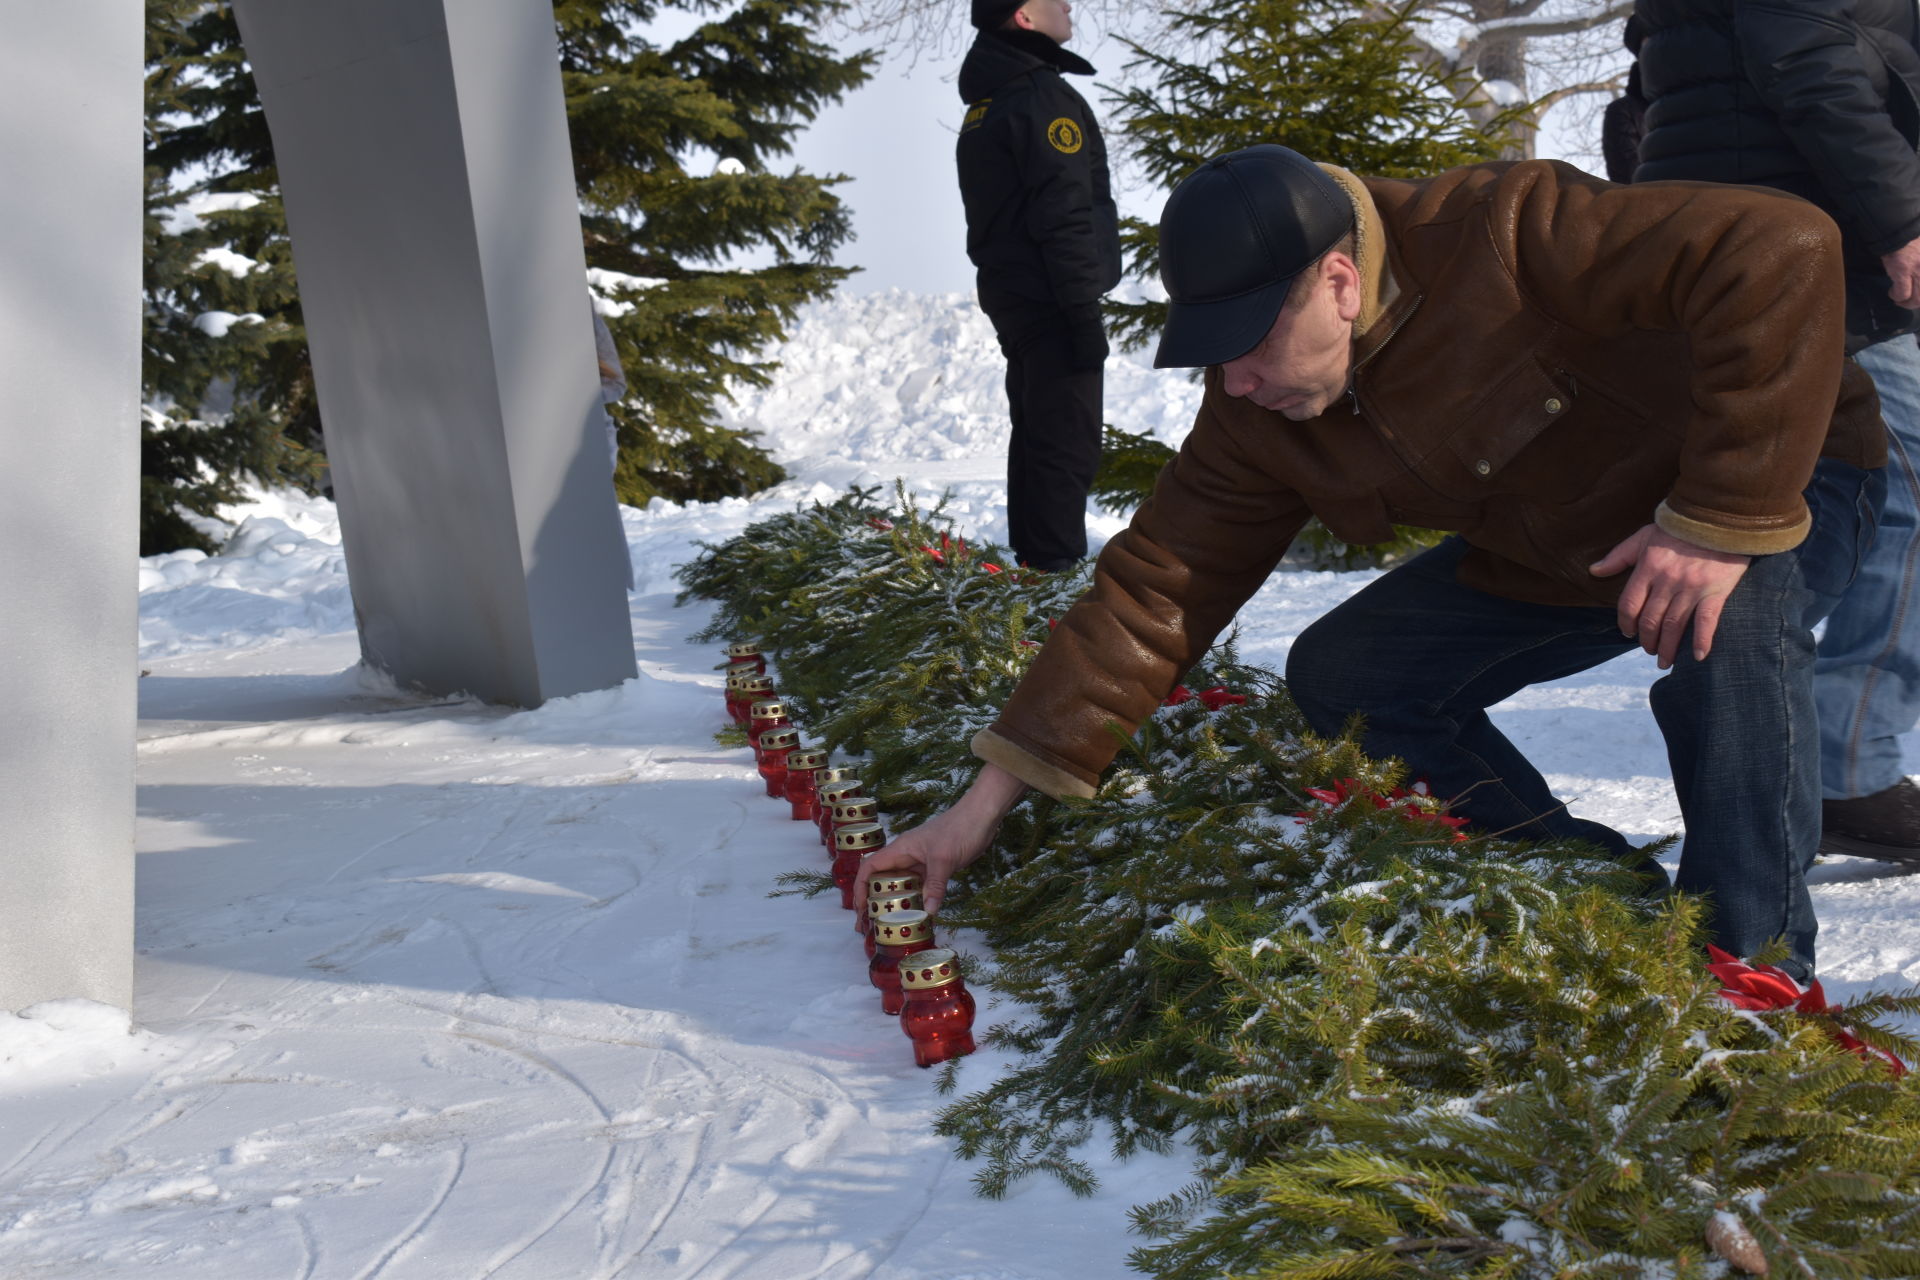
left=974, top=159, right=1887, bottom=801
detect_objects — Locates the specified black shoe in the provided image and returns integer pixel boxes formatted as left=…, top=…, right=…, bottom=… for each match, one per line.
left=1820, top=777, right=1920, bottom=865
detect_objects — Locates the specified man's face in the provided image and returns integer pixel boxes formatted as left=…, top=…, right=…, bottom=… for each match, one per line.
left=1016, top=0, right=1073, bottom=42
left=1218, top=253, right=1361, bottom=421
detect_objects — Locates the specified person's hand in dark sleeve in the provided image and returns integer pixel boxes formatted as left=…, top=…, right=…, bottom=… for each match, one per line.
left=1064, top=301, right=1108, bottom=370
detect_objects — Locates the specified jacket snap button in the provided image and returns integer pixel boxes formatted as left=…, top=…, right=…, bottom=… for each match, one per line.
left=1545, top=397, right=1563, bottom=414
left=1475, top=459, right=1491, bottom=476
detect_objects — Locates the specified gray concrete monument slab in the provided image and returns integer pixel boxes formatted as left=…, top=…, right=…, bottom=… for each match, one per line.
left=232, top=0, right=638, bottom=706
left=0, top=0, right=144, bottom=1012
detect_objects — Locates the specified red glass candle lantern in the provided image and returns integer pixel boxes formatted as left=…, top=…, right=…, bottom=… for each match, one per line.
left=748, top=698, right=792, bottom=765
left=828, top=795, right=879, bottom=851
left=725, top=641, right=768, bottom=676
left=814, top=779, right=865, bottom=847
left=864, top=871, right=922, bottom=932
left=899, top=948, right=976, bottom=1067
left=831, top=821, right=886, bottom=910
left=870, top=909, right=937, bottom=1015
left=731, top=674, right=774, bottom=726
left=862, top=890, right=923, bottom=953
left=783, top=748, right=827, bottom=821
left=757, top=727, right=799, bottom=799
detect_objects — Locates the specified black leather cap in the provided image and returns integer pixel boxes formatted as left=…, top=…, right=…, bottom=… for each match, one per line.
left=1153, top=145, right=1355, bottom=368
left=972, top=0, right=1024, bottom=28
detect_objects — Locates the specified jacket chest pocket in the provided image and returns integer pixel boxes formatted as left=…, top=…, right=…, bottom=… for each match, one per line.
left=1420, top=359, right=1576, bottom=501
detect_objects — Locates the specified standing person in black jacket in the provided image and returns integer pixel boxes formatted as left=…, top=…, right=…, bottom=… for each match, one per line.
left=957, top=0, right=1122, bottom=572
left=1634, top=0, right=1920, bottom=866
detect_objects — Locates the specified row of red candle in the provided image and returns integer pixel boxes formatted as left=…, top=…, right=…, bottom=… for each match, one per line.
left=722, top=641, right=977, bottom=1067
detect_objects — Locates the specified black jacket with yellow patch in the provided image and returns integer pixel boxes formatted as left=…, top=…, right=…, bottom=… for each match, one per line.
left=956, top=29, right=1121, bottom=331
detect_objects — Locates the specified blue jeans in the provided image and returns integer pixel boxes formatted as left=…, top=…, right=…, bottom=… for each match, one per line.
left=1286, top=459, right=1883, bottom=979
left=1818, top=337, right=1920, bottom=799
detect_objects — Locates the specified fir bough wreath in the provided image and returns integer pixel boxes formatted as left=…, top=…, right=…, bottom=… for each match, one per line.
left=677, top=486, right=1920, bottom=1278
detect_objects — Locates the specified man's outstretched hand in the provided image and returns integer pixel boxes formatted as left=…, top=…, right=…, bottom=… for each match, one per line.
left=853, top=762, right=1029, bottom=916
left=1884, top=234, right=1920, bottom=309
left=1590, top=523, right=1751, bottom=668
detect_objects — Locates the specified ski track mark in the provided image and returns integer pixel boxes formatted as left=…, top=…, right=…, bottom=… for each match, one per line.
left=319, top=815, right=450, bottom=887
left=357, top=1141, right=469, bottom=1280
left=293, top=1208, right=321, bottom=1280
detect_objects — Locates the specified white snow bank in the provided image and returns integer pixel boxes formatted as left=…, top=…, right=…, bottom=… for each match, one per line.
left=0, top=1001, right=175, bottom=1089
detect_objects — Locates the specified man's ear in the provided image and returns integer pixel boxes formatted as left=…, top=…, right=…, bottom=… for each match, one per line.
left=1010, top=5, right=1033, bottom=30
left=1323, top=252, right=1363, bottom=323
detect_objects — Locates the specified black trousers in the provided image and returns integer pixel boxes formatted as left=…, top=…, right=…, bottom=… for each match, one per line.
left=1001, top=324, right=1102, bottom=571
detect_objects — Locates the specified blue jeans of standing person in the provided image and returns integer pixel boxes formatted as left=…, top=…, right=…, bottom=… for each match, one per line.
left=1286, top=459, right=1884, bottom=981
left=1818, top=337, right=1920, bottom=800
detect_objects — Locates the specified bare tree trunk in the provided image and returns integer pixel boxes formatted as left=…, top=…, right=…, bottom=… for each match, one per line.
left=1475, top=31, right=1535, bottom=158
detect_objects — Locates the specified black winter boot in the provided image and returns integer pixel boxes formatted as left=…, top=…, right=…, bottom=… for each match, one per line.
left=1820, top=777, right=1920, bottom=865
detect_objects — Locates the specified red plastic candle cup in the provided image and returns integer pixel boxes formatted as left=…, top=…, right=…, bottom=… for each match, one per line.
left=724, top=641, right=768, bottom=676
left=899, top=948, right=976, bottom=1067
left=832, top=821, right=886, bottom=910
left=814, top=780, right=865, bottom=848
left=783, top=749, right=827, bottom=821
left=748, top=698, right=792, bottom=765
left=757, top=727, right=799, bottom=799
left=731, top=674, right=774, bottom=726
left=869, top=909, right=937, bottom=1015
left=862, top=891, right=923, bottom=953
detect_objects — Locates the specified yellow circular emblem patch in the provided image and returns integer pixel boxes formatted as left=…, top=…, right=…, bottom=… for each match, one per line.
left=1046, top=117, right=1084, bottom=154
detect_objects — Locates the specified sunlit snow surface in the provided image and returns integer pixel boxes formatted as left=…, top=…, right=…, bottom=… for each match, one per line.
left=4, top=292, right=1916, bottom=1277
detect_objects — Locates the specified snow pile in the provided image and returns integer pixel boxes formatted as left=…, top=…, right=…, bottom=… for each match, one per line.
left=0, top=1001, right=175, bottom=1088
left=138, top=489, right=353, bottom=661
left=720, top=289, right=1202, bottom=483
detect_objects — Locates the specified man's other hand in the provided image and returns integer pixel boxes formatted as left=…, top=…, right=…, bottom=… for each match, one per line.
left=852, top=762, right=1029, bottom=916
left=1884, top=234, right=1920, bottom=308
left=1590, top=524, right=1750, bottom=668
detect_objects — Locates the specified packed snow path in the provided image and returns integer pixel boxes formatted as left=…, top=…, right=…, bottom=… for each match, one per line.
left=5, top=292, right=1917, bottom=1276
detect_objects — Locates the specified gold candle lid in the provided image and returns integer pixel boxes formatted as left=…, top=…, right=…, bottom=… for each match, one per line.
left=725, top=641, right=762, bottom=659
left=874, top=908, right=932, bottom=947
left=724, top=657, right=759, bottom=675
left=785, top=749, right=828, bottom=772
left=830, top=797, right=880, bottom=824
left=749, top=698, right=790, bottom=721
left=816, top=781, right=864, bottom=807
left=868, top=871, right=922, bottom=899
left=725, top=670, right=752, bottom=689
left=833, top=821, right=886, bottom=852
left=741, top=675, right=775, bottom=696
left=900, top=948, right=963, bottom=990
left=758, top=727, right=799, bottom=750
left=816, top=767, right=858, bottom=786
left=867, top=891, right=922, bottom=921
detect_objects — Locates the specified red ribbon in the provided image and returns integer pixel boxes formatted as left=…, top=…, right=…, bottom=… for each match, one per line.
left=1199, top=685, right=1248, bottom=710
left=1706, top=945, right=1908, bottom=1076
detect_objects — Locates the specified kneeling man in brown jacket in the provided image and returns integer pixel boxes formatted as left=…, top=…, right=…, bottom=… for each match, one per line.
left=859, top=145, right=1887, bottom=983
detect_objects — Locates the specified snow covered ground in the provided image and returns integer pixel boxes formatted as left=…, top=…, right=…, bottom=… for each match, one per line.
left=4, top=291, right=1917, bottom=1277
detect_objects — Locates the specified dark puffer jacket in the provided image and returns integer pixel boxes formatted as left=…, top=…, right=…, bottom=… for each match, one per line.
left=1633, top=0, right=1920, bottom=350
left=955, top=28, right=1121, bottom=347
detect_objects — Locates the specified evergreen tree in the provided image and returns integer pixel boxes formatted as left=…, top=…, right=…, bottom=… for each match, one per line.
left=1092, top=0, right=1518, bottom=569
left=1103, top=0, right=1514, bottom=353
left=140, top=1, right=873, bottom=553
